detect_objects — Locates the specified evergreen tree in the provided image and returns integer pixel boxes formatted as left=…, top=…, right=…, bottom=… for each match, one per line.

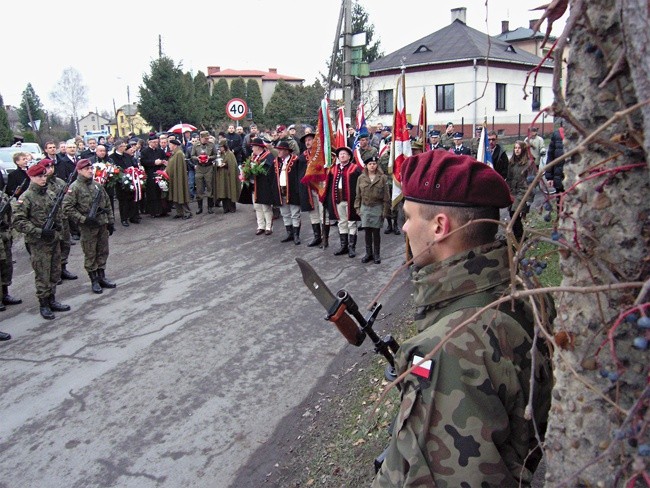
left=230, top=78, right=246, bottom=101
left=191, top=71, right=210, bottom=127
left=246, top=79, right=264, bottom=127
left=205, top=79, right=230, bottom=131
left=139, top=56, right=189, bottom=131
left=0, top=94, right=13, bottom=146
left=17, top=83, right=47, bottom=133
left=264, top=80, right=300, bottom=127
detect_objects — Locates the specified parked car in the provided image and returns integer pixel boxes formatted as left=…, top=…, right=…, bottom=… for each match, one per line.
left=0, top=147, right=19, bottom=173
left=12, top=142, right=45, bottom=162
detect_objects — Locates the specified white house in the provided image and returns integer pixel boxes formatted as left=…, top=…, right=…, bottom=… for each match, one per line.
left=363, top=8, right=554, bottom=137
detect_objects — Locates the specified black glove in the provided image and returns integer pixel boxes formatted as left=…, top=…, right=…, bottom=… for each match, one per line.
left=84, top=217, right=100, bottom=227
left=41, top=229, right=56, bottom=242
left=0, top=222, right=9, bottom=232
left=107, top=224, right=114, bottom=236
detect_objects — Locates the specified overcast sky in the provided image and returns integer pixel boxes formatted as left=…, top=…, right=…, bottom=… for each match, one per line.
left=2, top=0, right=566, bottom=117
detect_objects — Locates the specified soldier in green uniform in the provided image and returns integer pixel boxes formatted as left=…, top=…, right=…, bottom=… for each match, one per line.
left=190, top=131, right=218, bottom=214
left=63, top=159, right=116, bottom=294
left=356, top=132, right=377, bottom=164
left=439, top=121, right=455, bottom=149
left=41, top=158, right=78, bottom=281
left=12, top=164, right=71, bottom=320
left=0, top=180, right=22, bottom=311
left=373, top=150, right=553, bottom=488
left=377, top=132, right=401, bottom=236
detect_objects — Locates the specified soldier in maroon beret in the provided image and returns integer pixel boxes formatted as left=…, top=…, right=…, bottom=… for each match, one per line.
left=374, top=150, right=553, bottom=488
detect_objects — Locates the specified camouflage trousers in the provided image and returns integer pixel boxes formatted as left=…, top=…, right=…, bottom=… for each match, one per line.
left=0, top=235, right=13, bottom=286
left=385, top=182, right=399, bottom=220
left=27, top=240, right=61, bottom=299
left=60, top=217, right=71, bottom=265
left=195, top=165, right=213, bottom=200
left=80, top=225, right=109, bottom=272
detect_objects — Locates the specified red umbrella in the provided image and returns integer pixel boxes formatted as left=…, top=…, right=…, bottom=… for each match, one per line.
left=167, top=123, right=197, bottom=134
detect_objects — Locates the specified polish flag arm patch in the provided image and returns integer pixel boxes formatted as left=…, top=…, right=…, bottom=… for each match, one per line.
left=411, top=354, right=433, bottom=379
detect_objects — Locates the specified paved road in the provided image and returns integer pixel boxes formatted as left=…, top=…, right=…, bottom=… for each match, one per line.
left=0, top=204, right=410, bottom=488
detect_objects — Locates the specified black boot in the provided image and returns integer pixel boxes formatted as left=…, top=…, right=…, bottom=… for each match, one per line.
left=229, top=200, right=236, bottom=213
left=293, top=225, right=301, bottom=245
left=2, top=285, right=22, bottom=305
left=348, top=234, right=357, bottom=258
left=97, top=269, right=116, bottom=289
left=321, top=224, right=330, bottom=249
left=393, top=218, right=401, bottom=235
left=307, top=224, right=322, bottom=247
left=196, top=199, right=203, bottom=214
left=0, top=331, right=10, bottom=341
left=39, top=297, right=55, bottom=320
left=49, top=294, right=71, bottom=312
left=384, top=218, right=393, bottom=234
left=60, top=265, right=78, bottom=280
left=222, top=199, right=231, bottom=213
left=333, top=234, right=349, bottom=255
left=280, top=225, right=294, bottom=243
left=0, top=302, right=5, bottom=312
left=372, top=229, right=382, bottom=264
left=207, top=198, right=215, bottom=214
left=361, top=230, right=374, bottom=263
left=89, top=271, right=103, bottom=294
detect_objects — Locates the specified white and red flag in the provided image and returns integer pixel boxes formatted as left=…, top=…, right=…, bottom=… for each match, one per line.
left=334, top=107, right=346, bottom=149
left=388, top=73, right=411, bottom=207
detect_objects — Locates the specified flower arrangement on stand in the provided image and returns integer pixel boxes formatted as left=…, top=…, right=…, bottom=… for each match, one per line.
left=155, top=170, right=169, bottom=198
left=92, top=162, right=121, bottom=189
left=121, top=166, right=147, bottom=202
left=238, top=158, right=267, bottom=187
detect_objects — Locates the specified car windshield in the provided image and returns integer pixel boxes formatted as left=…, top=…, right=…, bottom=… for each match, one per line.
left=0, top=148, right=19, bottom=162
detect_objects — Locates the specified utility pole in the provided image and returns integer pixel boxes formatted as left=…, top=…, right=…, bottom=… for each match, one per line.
left=343, top=0, right=352, bottom=116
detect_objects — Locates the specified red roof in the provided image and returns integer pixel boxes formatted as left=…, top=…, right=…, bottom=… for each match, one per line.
left=207, top=67, right=303, bottom=81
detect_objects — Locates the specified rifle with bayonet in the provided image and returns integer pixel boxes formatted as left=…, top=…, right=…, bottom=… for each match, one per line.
left=43, top=170, right=76, bottom=232
left=295, top=258, right=400, bottom=382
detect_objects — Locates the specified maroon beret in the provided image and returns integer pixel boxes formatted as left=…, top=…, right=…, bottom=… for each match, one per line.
left=401, top=151, right=512, bottom=208
left=38, top=158, right=54, bottom=168
left=27, top=164, right=47, bottom=177
left=76, top=158, right=92, bottom=171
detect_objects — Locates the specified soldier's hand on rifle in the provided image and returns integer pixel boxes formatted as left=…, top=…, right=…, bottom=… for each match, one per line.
left=83, top=217, right=100, bottom=228
left=41, top=229, right=56, bottom=243
left=107, top=224, right=114, bottom=236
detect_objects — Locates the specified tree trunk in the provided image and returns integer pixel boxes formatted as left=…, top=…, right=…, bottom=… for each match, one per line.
left=543, top=1, right=650, bottom=486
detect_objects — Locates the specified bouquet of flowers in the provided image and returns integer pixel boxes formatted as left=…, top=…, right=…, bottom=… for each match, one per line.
left=121, top=166, right=147, bottom=202
left=155, top=170, right=169, bottom=196
left=92, top=162, right=121, bottom=189
left=239, top=158, right=267, bottom=187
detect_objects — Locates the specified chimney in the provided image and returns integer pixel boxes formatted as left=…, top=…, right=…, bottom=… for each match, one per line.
left=451, top=7, right=467, bottom=24
left=207, top=66, right=221, bottom=76
left=501, top=20, right=510, bottom=33
left=269, top=68, right=277, bottom=74
left=530, top=19, right=539, bottom=30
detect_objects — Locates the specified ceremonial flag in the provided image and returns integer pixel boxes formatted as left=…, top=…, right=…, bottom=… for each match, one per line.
left=351, top=100, right=368, bottom=167
left=416, top=91, right=427, bottom=145
left=301, top=98, right=334, bottom=199
left=334, top=107, right=346, bottom=149
left=388, top=73, right=411, bottom=207
left=475, top=124, right=493, bottom=168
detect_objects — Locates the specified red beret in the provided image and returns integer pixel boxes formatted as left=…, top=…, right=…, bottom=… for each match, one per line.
left=27, top=164, right=47, bottom=177
left=76, top=158, right=92, bottom=171
left=38, top=158, right=54, bottom=168
left=401, top=151, right=512, bottom=208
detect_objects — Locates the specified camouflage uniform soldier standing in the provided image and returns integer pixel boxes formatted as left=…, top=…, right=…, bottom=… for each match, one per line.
left=63, top=159, right=116, bottom=294
left=373, top=151, right=552, bottom=488
left=12, top=164, right=71, bottom=320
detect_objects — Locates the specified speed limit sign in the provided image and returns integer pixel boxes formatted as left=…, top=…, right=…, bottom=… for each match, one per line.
left=226, top=98, right=248, bottom=121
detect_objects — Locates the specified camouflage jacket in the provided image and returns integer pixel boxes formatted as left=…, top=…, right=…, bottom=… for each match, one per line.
left=359, top=145, right=378, bottom=163
left=63, top=175, right=114, bottom=226
left=12, top=182, right=63, bottom=244
left=373, top=240, right=552, bottom=488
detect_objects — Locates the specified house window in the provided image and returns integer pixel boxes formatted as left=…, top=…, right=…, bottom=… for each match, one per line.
left=91, top=115, right=96, bottom=122
left=496, top=83, right=507, bottom=111
left=120, top=115, right=125, bottom=123
left=435, top=84, right=454, bottom=112
left=532, top=86, right=542, bottom=111
left=378, top=89, right=393, bottom=115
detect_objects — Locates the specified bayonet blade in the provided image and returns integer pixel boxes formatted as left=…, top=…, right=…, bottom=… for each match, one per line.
left=296, top=258, right=337, bottom=311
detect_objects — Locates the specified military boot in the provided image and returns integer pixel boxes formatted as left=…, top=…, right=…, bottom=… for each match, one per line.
left=293, top=225, right=301, bottom=245
left=372, top=229, right=382, bottom=264
left=307, top=224, right=321, bottom=247
left=321, top=224, right=330, bottom=249
left=196, top=199, right=203, bottom=214
left=39, top=297, right=55, bottom=320
left=384, top=218, right=393, bottom=234
left=222, top=199, right=231, bottom=214
left=207, top=198, right=215, bottom=214
left=361, top=231, right=374, bottom=263
left=393, top=218, right=401, bottom=235
left=334, top=234, right=349, bottom=256
left=2, top=285, right=22, bottom=305
left=89, top=271, right=103, bottom=294
left=0, top=331, right=10, bottom=341
left=60, top=265, right=78, bottom=280
left=49, top=294, right=71, bottom=312
left=97, top=269, right=117, bottom=289
left=280, top=225, right=294, bottom=243
left=348, top=234, right=357, bottom=258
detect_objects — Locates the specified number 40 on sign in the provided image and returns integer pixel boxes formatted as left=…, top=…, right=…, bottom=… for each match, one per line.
left=226, top=98, right=248, bottom=121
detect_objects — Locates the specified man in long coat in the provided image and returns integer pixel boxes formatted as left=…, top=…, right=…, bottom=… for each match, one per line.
left=250, top=137, right=280, bottom=235
left=213, top=139, right=240, bottom=214
left=166, top=138, right=191, bottom=219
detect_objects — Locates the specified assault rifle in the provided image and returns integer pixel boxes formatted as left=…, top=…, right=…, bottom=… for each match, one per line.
left=43, top=170, right=76, bottom=232
left=86, top=185, right=105, bottom=221
left=0, top=179, right=29, bottom=224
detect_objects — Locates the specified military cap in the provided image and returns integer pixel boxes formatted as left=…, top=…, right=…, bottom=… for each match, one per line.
left=300, top=132, right=315, bottom=144
left=406, top=122, right=414, bottom=130
left=218, top=138, right=230, bottom=148
left=38, top=158, right=54, bottom=168
left=357, top=131, right=369, bottom=139
left=411, top=140, right=424, bottom=151
left=366, top=155, right=379, bottom=164
left=191, top=132, right=199, bottom=138
left=27, top=164, right=47, bottom=177
left=288, top=124, right=296, bottom=130
left=429, top=130, right=441, bottom=137
left=148, top=132, right=158, bottom=141
left=381, top=126, right=392, bottom=133
left=200, top=130, right=210, bottom=138
left=452, top=132, right=464, bottom=139
left=168, top=137, right=182, bottom=146
left=76, top=158, right=92, bottom=171
left=275, top=140, right=292, bottom=152
left=250, top=137, right=266, bottom=148
left=401, top=151, right=512, bottom=208
left=334, top=146, right=354, bottom=159
left=276, top=124, right=287, bottom=132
